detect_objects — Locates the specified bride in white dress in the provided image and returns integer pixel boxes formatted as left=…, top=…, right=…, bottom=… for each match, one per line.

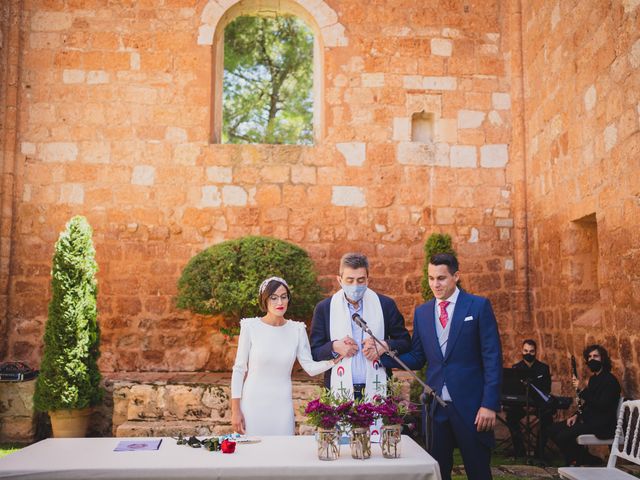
left=231, top=277, right=336, bottom=435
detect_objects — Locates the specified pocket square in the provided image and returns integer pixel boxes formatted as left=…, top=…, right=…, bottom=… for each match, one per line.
left=464, top=316, right=474, bottom=322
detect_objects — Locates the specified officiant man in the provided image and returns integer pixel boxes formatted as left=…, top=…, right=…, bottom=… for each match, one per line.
left=310, top=252, right=411, bottom=400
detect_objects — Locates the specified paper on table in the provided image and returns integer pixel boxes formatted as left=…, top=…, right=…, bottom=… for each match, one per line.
left=114, top=439, right=162, bottom=451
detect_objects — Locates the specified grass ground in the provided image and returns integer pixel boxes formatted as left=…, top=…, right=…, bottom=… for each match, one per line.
left=0, top=443, right=23, bottom=459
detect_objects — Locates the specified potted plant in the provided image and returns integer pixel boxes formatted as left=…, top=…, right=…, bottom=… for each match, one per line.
left=33, top=216, right=103, bottom=437
left=176, top=236, right=322, bottom=337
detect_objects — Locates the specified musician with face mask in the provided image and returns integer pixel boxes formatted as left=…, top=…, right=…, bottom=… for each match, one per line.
left=309, top=252, right=411, bottom=400
left=505, top=339, right=553, bottom=459
left=550, top=344, right=621, bottom=466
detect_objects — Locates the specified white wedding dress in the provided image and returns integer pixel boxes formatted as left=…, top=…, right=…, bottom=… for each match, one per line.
left=231, top=317, right=334, bottom=435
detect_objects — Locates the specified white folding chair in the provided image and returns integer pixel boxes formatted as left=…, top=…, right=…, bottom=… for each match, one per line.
left=558, top=399, right=640, bottom=480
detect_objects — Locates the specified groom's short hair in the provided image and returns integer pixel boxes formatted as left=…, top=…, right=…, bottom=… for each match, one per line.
left=339, top=253, right=369, bottom=275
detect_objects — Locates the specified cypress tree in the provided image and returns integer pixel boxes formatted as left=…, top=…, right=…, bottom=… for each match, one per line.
left=34, top=216, right=102, bottom=412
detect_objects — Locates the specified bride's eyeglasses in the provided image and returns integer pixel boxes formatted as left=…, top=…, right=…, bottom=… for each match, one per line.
left=269, top=294, right=289, bottom=304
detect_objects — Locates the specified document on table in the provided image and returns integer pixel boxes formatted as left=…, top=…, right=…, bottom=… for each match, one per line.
left=114, top=439, right=163, bottom=451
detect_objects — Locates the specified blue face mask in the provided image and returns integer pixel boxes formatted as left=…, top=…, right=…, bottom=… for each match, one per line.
left=342, top=283, right=367, bottom=302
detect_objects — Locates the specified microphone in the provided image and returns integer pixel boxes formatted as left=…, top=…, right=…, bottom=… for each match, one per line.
left=351, top=313, right=367, bottom=329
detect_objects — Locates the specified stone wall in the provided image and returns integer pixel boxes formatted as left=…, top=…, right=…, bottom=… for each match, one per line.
left=1, top=0, right=522, bottom=373
left=0, top=379, right=39, bottom=443
left=519, top=1, right=640, bottom=398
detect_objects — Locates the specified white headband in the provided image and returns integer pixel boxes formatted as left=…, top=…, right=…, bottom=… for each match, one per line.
left=259, top=276, right=289, bottom=295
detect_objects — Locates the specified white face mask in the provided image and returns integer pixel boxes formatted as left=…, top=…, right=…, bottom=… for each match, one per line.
left=341, top=283, right=367, bottom=302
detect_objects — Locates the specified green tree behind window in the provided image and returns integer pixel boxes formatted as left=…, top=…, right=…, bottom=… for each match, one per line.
left=223, top=15, right=313, bottom=144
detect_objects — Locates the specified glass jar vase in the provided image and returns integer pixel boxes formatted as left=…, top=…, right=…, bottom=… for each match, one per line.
left=349, top=427, right=371, bottom=459
left=380, top=424, right=402, bottom=458
left=316, top=428, right=340, bottom=461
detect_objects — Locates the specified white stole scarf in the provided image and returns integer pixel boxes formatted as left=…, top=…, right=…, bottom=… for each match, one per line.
left=329, top=288, right=387, bottom=401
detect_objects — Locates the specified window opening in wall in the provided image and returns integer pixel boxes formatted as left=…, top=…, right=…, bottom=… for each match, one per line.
left=411, top=111, right=434, bottom=143
left=222, top=14, right=314, bottom=145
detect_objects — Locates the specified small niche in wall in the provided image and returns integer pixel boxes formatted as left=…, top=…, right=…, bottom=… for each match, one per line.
left=411, top=111, right=434, bottom=143
left=571, top=212, right=602, bottom=327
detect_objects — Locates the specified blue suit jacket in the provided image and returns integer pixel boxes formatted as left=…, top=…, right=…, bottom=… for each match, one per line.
left=310, top=292, right=411, bottom=389
left=383, top=290, right=502, bottom=447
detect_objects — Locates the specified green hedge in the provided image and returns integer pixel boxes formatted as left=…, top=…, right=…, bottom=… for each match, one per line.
left=176, top=236, right=322, bottom=331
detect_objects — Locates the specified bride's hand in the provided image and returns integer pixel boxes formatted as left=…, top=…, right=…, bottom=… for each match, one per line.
left=232, top=408, right=246, bottom=434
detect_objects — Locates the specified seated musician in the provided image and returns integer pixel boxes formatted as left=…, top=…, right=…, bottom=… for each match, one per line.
left=550, top=344, right=621, bottom=466
left=505, top=339, right=554, bottom=459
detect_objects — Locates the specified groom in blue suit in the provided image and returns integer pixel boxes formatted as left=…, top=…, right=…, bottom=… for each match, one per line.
left=383, top=253, right=502, bottom=480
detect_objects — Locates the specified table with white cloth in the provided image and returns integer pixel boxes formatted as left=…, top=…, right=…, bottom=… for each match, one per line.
left=0, top=435, right=442, bottom=480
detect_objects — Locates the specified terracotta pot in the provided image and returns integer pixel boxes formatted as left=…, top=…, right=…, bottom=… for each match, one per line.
left=49, top=408, right=92, bottom=438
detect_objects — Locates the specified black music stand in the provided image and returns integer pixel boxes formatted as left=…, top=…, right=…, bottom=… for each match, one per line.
left=501, top=368, right=537, bottom=460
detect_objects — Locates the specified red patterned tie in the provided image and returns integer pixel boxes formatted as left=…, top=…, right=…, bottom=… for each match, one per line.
left=438, top=301, right=450, bottom=329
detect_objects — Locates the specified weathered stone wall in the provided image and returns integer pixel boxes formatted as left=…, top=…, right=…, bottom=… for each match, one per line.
left=520, top=1, right=640, bottom=398
left=1, top=1, right=520, bottom=373
left=0, top=380, right=40, bottom=443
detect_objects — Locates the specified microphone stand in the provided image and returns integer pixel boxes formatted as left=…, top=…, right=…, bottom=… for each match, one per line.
left=352, top=314, right=446, bottom=451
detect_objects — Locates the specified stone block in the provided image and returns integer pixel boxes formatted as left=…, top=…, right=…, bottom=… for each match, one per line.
left=40, top=142, right=78, bottom=163
left=604, top=124, right=617, bottom=152
left=163, top=385, right=207, bottom=421
left=131, top=165, right=155, bottom=186
left=491, top=92, right=511, bottom=110
left=200, top=186, right=221, bottom=207
left=434, top=118, right=457, bottom=142
left=480, top=144, right=508, bottom=168
left=450, top=145, right=477, bottom=168
left=393, top=117, right=411, bottom=141
left=21, top=142, right=36, bottom=155
left=0, top=379, right=37, bottom=442
left=436, top=208, right=456, bottom=225
left=173, top=143, right=200, bottom=165
left=87, top=70, right=109, bottom=84
left=331, top=186, right=366, bottom=207
left=222, top=186, right=248, bottom=206
left=431, top=38, right=453, bottom=56
left=397, top=141, right=436, bottom=165
left=291, top=165, right=317, bottom=184
left=361, top=73, right=384, bottom=87
left=31, top=11, right=73, bottom=31
left=584, top=85, right=597, bottom=112
left=59, top=183, right=84, bottom=204
left=336, top=142, right=366, bottom=166
left=403, top=75, right=423, bottom=89
left=81, top=141, right=111, bottom=164
left=62, top=69, right=85, bottom=84
left=206, top=166, right=232, bottom=183
left=165, top=127, right=188, bottom=143
left=423, top=76, right=457, bottom=91
left=197, top=25, right=214, bottom=45
left=458, top=109, right=485, bottom=128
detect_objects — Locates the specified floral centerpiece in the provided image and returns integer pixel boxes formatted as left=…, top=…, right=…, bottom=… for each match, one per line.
left=343, top=401, right=377, bottom=459
left=372, top=379, right=417, bottom=458
left=303, top=389, right=343, bottom=460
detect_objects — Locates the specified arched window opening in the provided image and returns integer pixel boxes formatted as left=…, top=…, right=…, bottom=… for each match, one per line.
left=222, top=14, right=314, bottom=145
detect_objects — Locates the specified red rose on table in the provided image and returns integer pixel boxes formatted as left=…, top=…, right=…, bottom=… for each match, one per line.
left=221, top=439, right=236, bottom=453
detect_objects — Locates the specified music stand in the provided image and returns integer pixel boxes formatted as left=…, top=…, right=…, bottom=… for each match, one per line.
left=501, top=367, right=536, bottom=459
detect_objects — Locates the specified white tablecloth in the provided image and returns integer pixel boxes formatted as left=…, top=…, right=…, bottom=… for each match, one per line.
left=0, top=435, right=441, bottom=480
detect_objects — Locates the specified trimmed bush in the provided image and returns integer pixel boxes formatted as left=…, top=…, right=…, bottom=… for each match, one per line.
left=176, top=236, right=322, bottom=332
left=420, top=233, right=459, bottom=301
left=34, top=216, right=102, bottom=412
